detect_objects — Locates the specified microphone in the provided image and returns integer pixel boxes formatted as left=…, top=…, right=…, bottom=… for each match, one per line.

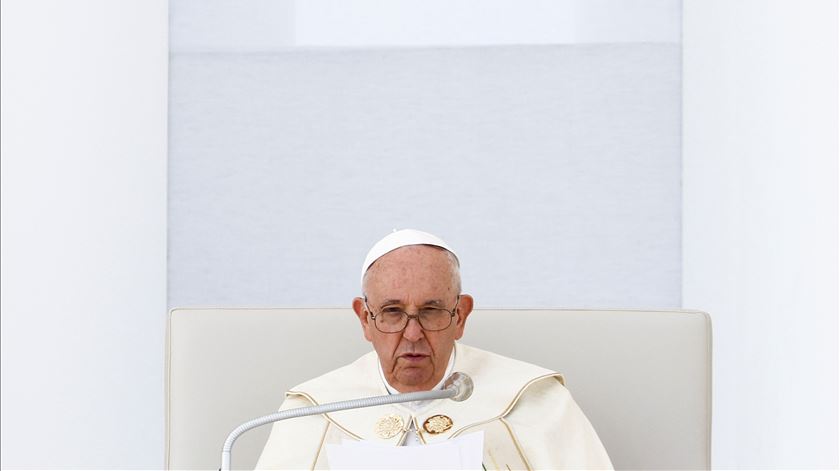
left=220, top=372, right=473, bottom=471
left=442, top=371, right=474, bottom=402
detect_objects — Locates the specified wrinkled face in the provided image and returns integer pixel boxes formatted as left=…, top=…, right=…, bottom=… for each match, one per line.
left=353, top=245, right=473, bottom=393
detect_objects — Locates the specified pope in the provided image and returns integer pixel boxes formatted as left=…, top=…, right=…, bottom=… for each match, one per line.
left=255, top=229, right=613, bottom=470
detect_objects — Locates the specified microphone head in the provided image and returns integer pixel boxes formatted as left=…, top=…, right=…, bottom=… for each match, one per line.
left=443, top=372, right=474, bottom=402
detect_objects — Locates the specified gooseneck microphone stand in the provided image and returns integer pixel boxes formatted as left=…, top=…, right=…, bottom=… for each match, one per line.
left=220, top=372, right=473, bottom=471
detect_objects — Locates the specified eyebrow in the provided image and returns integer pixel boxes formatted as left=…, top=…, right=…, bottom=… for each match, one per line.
left=378, top=299, right=445, bottom=308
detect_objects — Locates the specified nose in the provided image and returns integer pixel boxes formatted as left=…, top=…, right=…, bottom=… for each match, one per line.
left=402, top=316, right=424, bottom=342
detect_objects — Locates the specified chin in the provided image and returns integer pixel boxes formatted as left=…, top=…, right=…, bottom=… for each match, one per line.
left=396, top=369, right=435, bottom=390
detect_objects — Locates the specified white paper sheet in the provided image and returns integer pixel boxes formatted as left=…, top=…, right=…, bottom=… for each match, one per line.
left=325, top=431, right=484, bottom=470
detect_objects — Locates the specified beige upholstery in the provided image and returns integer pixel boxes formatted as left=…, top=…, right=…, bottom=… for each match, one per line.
left=165, top=308, right=711, bottom=470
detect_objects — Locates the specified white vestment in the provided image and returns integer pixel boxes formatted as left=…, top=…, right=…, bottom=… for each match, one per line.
left=255, top=343, right=613, bottom=470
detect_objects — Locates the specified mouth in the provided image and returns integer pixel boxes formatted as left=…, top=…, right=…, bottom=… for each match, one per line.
left=399, top=353, right=430, bottom=363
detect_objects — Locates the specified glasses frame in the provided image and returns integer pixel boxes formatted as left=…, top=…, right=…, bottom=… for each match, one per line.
left=363, top=295, right=461, bottom=333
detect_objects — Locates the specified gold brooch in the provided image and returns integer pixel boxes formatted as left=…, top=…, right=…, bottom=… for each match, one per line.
left=374, top=414, right=404, bottom=439
left=422, top=414, right=453, bottom=434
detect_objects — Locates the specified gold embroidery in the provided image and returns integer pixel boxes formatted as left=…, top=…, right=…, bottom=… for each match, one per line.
left=488, top=448, right=500, bottom=470
left=310, top=421, right=330, bottom=470
left=413, top=416, right=428, bottom=444
left=499, top=417, right=533, bottom=471
left=423, top=414, right=454, bottom=434
left=375, top=414, right=404, bottom=439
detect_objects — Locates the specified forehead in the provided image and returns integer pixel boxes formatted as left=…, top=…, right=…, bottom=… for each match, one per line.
left=364, top=245, right=456, bottom=297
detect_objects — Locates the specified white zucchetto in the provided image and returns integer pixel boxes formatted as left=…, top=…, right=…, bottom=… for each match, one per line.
left=360, top=229, right=458, bottom=286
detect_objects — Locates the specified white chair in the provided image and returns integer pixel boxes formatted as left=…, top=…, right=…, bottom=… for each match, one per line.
left=165, top=308, right=711, bottom=470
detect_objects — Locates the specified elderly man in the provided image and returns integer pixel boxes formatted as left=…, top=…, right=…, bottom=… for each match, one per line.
left=256, top=230, right=612, bottom=470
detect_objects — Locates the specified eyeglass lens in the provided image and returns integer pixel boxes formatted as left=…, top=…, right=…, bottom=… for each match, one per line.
left=375, top=309, right=452, bottom=332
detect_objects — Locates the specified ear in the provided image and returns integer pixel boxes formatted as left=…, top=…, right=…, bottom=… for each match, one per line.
left=453, top=294, right=474, bottom=340
left=352, top=297, right=374, bottom=342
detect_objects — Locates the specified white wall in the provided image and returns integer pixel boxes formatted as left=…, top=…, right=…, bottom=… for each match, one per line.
left=683, top=0, right=838, bottom=468
left=168, top=44, right=683, bottom=310
left=167, top=0, right=683, bottom=312
left=294, top=0, right=681, bottom=47
left=0, top=0, right=168, bottom=468
left=170, top=0, right=680, bottom=52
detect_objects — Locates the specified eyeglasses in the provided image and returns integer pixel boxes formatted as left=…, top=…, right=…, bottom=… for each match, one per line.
left=364, top=296, right=461, bottom=333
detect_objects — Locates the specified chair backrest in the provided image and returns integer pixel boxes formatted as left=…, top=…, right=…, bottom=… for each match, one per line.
left=165, top=308, right=711, bottom=470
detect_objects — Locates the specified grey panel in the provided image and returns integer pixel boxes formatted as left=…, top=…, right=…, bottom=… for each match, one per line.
left=168, top=44, right=681, bottom=309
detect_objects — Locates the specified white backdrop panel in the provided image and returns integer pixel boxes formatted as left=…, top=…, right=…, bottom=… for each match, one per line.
left=169, top=44, right=681, bottom=309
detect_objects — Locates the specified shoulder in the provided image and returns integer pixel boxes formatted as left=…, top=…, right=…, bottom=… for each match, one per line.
left=428, top=343, right=566, bottom=432
left=455, top=344, right=613, bottom=468
left=456, top=343, right=558, bottom=377
left=455, top=343, right=567, bottom=414
left=256, top=352, right=383, bottom=469
left=254, top=395, right=330, bottom=470
left=287, top=349, right=382, bottom=404
left=504, top=374, right=614, bottom=469
left=507, top=373, right=573, bottom=419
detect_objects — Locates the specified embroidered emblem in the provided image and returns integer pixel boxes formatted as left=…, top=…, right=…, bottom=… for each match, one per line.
left=374, top=414, right=404, bottom=439
left=422, top=414, right=453, bottom=434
